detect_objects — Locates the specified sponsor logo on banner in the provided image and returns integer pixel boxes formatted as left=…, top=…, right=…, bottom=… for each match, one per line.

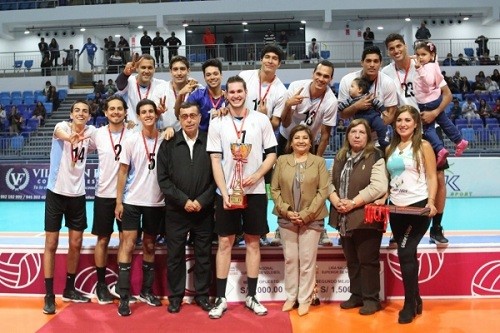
left=5, top=168, right=30, bottom=191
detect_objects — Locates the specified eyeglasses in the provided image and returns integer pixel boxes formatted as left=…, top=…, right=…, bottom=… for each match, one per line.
left=179, top=113, right=199, bottom=120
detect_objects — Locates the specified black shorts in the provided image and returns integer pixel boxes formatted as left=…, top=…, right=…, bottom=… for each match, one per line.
left=44, top=189, right=87, bottom=232
left=214, top=194, right=269, bottom=236
left=92, top=196, right=122, bottom=236
left=121, top=203, right=164, bottom=236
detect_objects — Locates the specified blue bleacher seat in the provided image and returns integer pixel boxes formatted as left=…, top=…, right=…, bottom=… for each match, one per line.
left=13, top=60, right=23, bottom=72
left=188, top=54, right=196, bottom=63
left=196, top=54, right=207, bottom=62
left=461, top=128, right=475, bottom=143
left=476, top=128, right=490, bottom=144
left=43, top=102, right=53, bottom=116
left=10, top=135, right=24, bottom=151
left=485, top=118, right=498, bottom=126
left=11, top=97, right=22, bottom=106
left=95, top=116, right=108, bottom=127
left=86, top=93, right=95, bottom=100
left=11, top=91, right=21, bottom=98
left=0, top=96, right=10, bottom=106
left=0, top=91, right=10, bottom=98
left=22, top=91, right=33, bottom=99
left=34, top=90, right=43, bottom=97
left=455, top=118, right=468, bottom=126
left=493, top=128, right=500, bottom=143
left=456, top=123, right=468, bottom=132
left=24, top=60, right=33, bottom=71
left=57, top=89, right=68, bottom=101
left=23, top=95, right=35, bottom=105
left=36, top=95, right=47, bottom=103
left=25, top=118, right=39, bottom=132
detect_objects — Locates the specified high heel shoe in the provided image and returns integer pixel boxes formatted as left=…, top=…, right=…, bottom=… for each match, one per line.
left=398, top=304, right=416, bottom=324
left=416, top=297, right=423, bottom=315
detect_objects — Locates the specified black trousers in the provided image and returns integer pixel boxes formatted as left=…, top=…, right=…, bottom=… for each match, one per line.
left=165, top=209, right=214, bottom=300
left=341, top=228, right=383, bottom=304
left=389, top=199, right=431, bottom=309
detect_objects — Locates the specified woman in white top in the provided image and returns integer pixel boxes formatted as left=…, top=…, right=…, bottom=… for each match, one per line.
left=385, top=105, right=437, bottom=324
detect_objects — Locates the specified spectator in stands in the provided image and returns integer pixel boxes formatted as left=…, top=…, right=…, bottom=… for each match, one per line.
left=363, top=27, right=374, bottom=49
left=202, top=27, right=216, bottom=59
left=386, top=105, right=437, bottom=324
left=475, top=35, right=489, bottom=57
left=478, top=98, right=492, bottom=125
left=271, top=124, right=330, bottom=316
left=140, top=31, right=152, bottom=55
left=41, top=55, right=52, bottom=76
left=32, top=102, right=47, bottom=126
left=491, top=69, right=500, bottom=85
left=458, top=76, right=472, bottom=96
left=152, top=31, right=165, bottom=67
left=105, top=79, right=117, bottom=95
left=264, top=29, right=276, bottom=45
left=80, top=37, right=98, bottom=70
left=47, top=86, right=60, bottom=111
left=455, top=53, right=468, bottom=66
left=415, top=21, right=431, bottom=41
left=49, top=38, right=60, bottom=67
left=461, top=97, right=480, bottom=122
left=477, top=71, right=486, bottom=83
left=485, top=77, right=499, bottom=93
left=43, top=81, right=52, bottom=96
left=107, top=36, right=116, bottom=60
left=94, top=80, right=106, bottom=94
left=0, top=104, right=6, bottom=133
left=442, top=53, right=456, bottom=66
left=278, top=30, right=288, bottom=56
left=223, top=33, right=234, bottom=64
left=63, top=45, right=78, bottom=70
left=479, top=52, right=494, bottom=66
left=308, top=38, right=320, bottom=61
left=118, top=36, right=131, bottom=64
left=38, top=37, right=49, bottom=58
left=93, top=92, right=106, bottom=118
left=8, top=105, right=23, bottom=135
left=449, top=98, right=462, bottom=123
left=108, top=51, right=123, bottom=74
left=492, top=98, right=500, bottom=121
left=494, top=55, right=499, bottom=66
left=329, top=119, right=388, bottom=316
left=165, top=32, right=182, bottom=63
left=472, top=75, right=487, bottom=94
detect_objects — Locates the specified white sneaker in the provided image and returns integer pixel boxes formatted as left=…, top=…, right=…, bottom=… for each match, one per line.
left=208, top=297, right=227, bottom=319
left=245, top=296, right=268, bottom=316
left=109, top=284, right=137, bottom=304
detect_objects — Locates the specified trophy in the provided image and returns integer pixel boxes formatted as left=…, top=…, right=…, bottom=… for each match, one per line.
left=228, top=143, right=252, bottom=209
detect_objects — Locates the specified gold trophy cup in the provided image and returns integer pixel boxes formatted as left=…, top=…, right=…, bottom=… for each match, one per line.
left=228, top=143, right=252, bottom=209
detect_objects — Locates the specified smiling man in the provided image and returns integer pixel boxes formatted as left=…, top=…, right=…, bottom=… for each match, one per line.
left=207, top=76, right=277, bottom=319
left=114, top=99, right=165, bottom=316
left=43, top=100, right=96, bottom=315
left=338, top=46, right=397, bottom=126
left=174, top=58, right=225, bottom=132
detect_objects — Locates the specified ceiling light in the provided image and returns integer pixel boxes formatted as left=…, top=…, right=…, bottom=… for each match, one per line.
left=138, top=25, right=143, bottom=29
left=405, top=17, right=411, bottom=22
left=377, top=26, right=384, bottom=30
left=187, top=30, right=193, bottom=33
left=299, top=27, right=304, bottom=30
left=182, top=22, right=189, bottom=27
left=24, top=30, right=30, bottom=35
left=242, top=22, right=248, bottom=25
left=301, top=20, right=306, bottom=24
left=80, top=27, right=86, bottom=32
left=463, top=16, right=469, bottom=21
left=115, top=34, right=120, bottom=37
left=243, top=28, right=249, bottom=32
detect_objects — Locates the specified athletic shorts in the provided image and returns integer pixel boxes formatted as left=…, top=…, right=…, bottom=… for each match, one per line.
left=214, top=194, right=269, bottom=236
left=44, top=189, right=87, bottom=232
left=121, top=203, right=164, bottom=236
left=92, top=196, right=122, bottom=236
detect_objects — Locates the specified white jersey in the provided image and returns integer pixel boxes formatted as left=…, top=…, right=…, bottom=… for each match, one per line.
left=47, top=121, right=96, bottom=197
left=382, top=59, right=446, bottom=109
left=279, top=79, right=338, bottom=139
left=120, top=131, right=165, bottom=207
left=239, top=69, right=287, bottom=119
left=207, top=110, right=277, bottom=195
left=156, top=80, right=204, bottom=131
left=90, top=125, right=132, bottom=198
left=117, top=75, right=167, bottom=129
left=338, top=70, right=398, bottom=110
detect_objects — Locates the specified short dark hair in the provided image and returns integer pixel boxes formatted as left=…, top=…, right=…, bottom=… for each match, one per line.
left=384, top=33, right=405, bottom=47
left=285, top=125, right=313, bottom=154
left=179, top=101, right=200, bottom=114
left=104, top=95, right=128, bottom=111
left=353, top=77, right=371, bottom=95
left=362, top=45, right=382, bottom=61
left=260, top=45, right=284, bottom=63
left=226, top=75, right=247, bottom=91
left=136, top=98, right=157, bottom=115
left=70, top=100, right=91, bottom=113
left=169, top=55, right=190, bottom=70
left=202, top=58, right=222, bottom=74
left=138, top=53, right=156, bottom=66
left=313, top=60, right=334, bottom=77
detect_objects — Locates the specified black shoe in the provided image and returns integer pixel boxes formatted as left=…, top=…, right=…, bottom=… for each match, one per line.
left=416, top=296, right=423, bottom=315
left=138, top=290, right=162, bottom=307
left=359, top=302, right=382, bottom=315
left=96, top=282, right=115, bottom=305
left=167, top=298, right=181, bottom=313
left=118, top=297, right=131, bottom=316
left=398, top=304, right=416, bottom=324
left=195, top=297, right=213, bottom=312
left=340, top=297, right=363, bottom=309
left=43, top=294, right=56, bottom=314
left=430, top=226, right=449, bottom=244
left=62, top=289, right=90, bottom=303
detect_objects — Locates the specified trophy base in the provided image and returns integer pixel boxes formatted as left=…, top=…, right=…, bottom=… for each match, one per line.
left=227, top=194, right=247, bottom=210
